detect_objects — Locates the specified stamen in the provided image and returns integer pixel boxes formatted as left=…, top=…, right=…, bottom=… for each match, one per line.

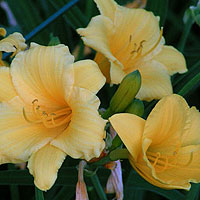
left=142, top=28, right=163, bottom=58
left=22, top=107, right=42, bottom=124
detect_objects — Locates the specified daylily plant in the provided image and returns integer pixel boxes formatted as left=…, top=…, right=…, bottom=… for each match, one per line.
left=0, top=43, right=106, bottom=191
left=110, top=94, right=200, bottom=190
left=77, top=0, right=187, bottom=101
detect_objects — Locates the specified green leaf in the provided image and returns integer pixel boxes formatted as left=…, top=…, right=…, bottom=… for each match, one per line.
left=184, top=183, right=200, bottom=200
left=124, top=171, right=185, bottom=200
left=145, top=0, right=168, bottom=26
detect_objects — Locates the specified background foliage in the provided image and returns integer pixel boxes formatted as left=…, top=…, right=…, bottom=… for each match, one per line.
left=0, top=0, right=200, bottom=199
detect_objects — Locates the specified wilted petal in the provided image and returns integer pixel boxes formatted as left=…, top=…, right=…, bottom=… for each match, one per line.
left=153, top=45, right=187, bottom=75
left=109, top=113, right=145, bottom=161
left=0, top=97, right=59, bottom=164
left=0, top=67, right=17, bottom=101
left=51, top=87, right=106, bottom=161
left=73, top=59, right=105, bottom=93
left=76, top=160, right=89, bottom=200
left=136, top=61, right=172, bottom=101
left=11, top=43, right=74, bottom=108
left=28, top=144, right=66, bottom=191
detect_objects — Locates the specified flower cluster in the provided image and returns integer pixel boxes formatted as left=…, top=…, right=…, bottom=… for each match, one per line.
left=0, top=0, right=200, bottom=199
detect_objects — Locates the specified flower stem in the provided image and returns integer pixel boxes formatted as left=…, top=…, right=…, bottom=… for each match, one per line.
left=90, top=174, right=108, bottom=200
left=35, top=187, right=44, bottom=200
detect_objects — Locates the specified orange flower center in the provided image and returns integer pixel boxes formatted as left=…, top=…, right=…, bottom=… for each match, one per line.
left=23, top=99, right=72, bottom=129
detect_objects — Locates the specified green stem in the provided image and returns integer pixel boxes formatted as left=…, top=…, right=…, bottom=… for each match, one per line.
left=90, top=174, right=107, bottom=200
left=35, top=187, right=44, bottom=200
left=102, top=108, right=113, bottom=119
left=177, top=15, right=194, bottom=52
left=8, top=164, right=20, bottom=200
left=90, top=148, right=129, bottom=167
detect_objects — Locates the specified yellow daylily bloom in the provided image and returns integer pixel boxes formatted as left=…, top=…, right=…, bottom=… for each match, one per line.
left=109, top=94, right=200, bottom=190
left=0, top=43, right=106, bottom=191
left=77, top=0, right=187, bottom=101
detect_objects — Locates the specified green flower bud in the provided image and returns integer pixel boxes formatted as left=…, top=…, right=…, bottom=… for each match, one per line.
left=110, top=70, right=141, bottom=114
left=125, top=99, right=144, bottom=117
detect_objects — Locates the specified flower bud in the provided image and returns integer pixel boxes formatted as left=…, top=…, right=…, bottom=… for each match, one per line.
left=125, top=99, right=144, bottom=117
left=110, top=70, right=141, bottom=114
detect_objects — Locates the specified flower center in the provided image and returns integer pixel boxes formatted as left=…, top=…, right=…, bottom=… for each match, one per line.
left=146, top=148, right=193, bottom=173
left=118, top=28, right=163, bottom=73
left=23, top=99, right=72, bottom=129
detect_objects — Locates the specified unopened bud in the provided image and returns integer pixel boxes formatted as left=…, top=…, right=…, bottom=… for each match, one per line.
left=110, top=70, right=141, bottom=114
left=125, top=99, right=144, bottom=117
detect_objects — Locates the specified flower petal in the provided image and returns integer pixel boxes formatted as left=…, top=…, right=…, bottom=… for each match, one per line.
left=0, top=67, right=17, bottom=101
left=144, top=94, right=189, bottom=152
left=0, top=32, right=27, bottom=54
left=153, top=45, right=187, bottom=75
left=73, top=59, right=105, bottom=93
left=109, top=113, right=145, bottom=161
left=28, top=144, right=66, bottom=191
left=148, top=145, right=200, bottom=190
left=77, top=15, right=116, bottom=63
left=94, top=52, right=111, bottom=82
left=110, top=7, right=161, bottom=60
left=182, top=107, right=200, bottom=146
left=10, top=43, right=74, bottom=108
left=110, top=61, right=126, bottom=84
left=51, top=87, right=106, bottom=161
left=94, top=0, right=117, bottom=20
left=0, top=97, right=61, bottom=164
left=136, top=60, right=172, bottom=101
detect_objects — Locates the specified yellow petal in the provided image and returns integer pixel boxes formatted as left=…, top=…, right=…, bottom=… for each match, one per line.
left=77, top=15, right=117, bottom=63
left=94, top=52, right=111, bottom=82
left=147, top=145, right=200, bottom=190
left=110, top=61, right=126, bottom=84
left=0, top=32, right=27, bottom=54
left=10, top=43, right=74, bottom=108
left=94, top=0, right=117, bottom=21
left=51, top=87, right=106, bottom=161
left=0, top=97, right=59, bottom=164
left=0, top=28, right=6, bottom=37
left=110, top=7, right=161, bottom=61
left=28, top=144, right=66, bottom=191
left=73, top=59, right=105, bottom=93
left=144, top=94, right=189, bottom=152
left=136, top=61, right=172, bottom=101
left=0, top=66, right=17, bottom=101
left=153, top=45, right=187, bottom=75
left=109, top=113, right=145, bottom=161
left=182, top=107, right=200, bottom=146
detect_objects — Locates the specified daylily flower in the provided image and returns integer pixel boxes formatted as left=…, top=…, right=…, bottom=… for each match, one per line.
left=0, top=27, right=27, bottom=66
left=77, top=0, right=187, bottom=101
left=0, top=43, right=106, bottom=191
left=109, top=94, right=200, bottom=190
